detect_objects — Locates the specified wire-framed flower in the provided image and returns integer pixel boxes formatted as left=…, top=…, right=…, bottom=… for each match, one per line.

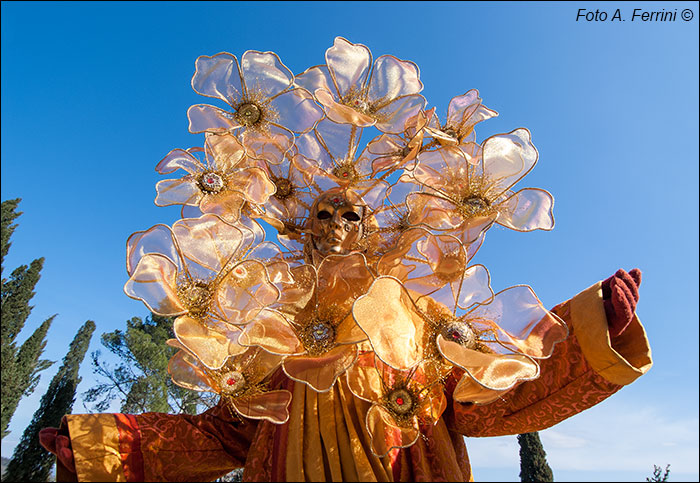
left=155, top=133, right=276, bottom=223
left=368, top=176, right=432, bottom=257
left=167, top=340, right=292, bottom=424
left=354, top=228, right=567, bottom=397
left=423, top=90, right=498, bottom=162
left=345, top=352, right=446, bottom=457
left=361, top=108, right=431, bottom=176
left=355, top=229, right=491, bottom=376
left=374, top=228, right=487, bottom=310
left=257, top=152, right=320, bottom=253
left=238, top=253, right=374, bottom=392
left=187, top=51, right=324, bottom=162
left=124, top=214, right=285, bottom=332
left=406, top=128, right=555, bottom=244
left=295, top=37, right=425, bottom=134
left=296, top=119, right=389, bottom=210
left=354, top=276, right=568, bottom=398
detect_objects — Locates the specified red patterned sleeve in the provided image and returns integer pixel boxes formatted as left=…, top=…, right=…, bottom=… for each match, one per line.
left=64, top=402, right=259, bottom=482
left=444, top=281, right=652, bottom=437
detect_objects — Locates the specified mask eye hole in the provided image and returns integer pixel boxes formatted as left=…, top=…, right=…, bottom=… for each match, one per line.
left=317, top=210, right=332, bottom=220
left=342, top=211, right=361, bottom=222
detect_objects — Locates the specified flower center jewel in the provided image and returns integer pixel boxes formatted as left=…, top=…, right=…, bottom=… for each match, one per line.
left=341, top=88, right=370, bottom=113
left=273, top=178, right=294, bottom=200
left=299, top=320, right=336, bottom=355
left=198, top=171, right=225, bottom=193
left=332, top=164, right=358, bottom=183
left=458, top=195, right=491, bottom=218
left=386, top=388, right=414, bottom=416
left=441, top=322, right=476, bottom=348
left=237, top=102, right=262, bottom=126
left=352, top=98, right=369, bottom=111
left=176, top=278, right=213, bottom=317
left=220, top=370, right=246, bottom=396
left=443, top=126, right=459, bottom=140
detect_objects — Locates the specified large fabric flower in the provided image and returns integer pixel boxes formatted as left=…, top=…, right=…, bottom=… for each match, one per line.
left=257, top=151, right=319, bottom=253
left=356, top=228, right=490, bottom=375
left=346, top=352, right=446, bottom=457
left=406, top=128, right=555, bottom=244
left=155, top=133, right=275, bottom=223
left=187, top=51, right=324, bottom=162
left=295, top=37, right=425, bottom=133
left=363, top=108, right=431, bottom=177
left=369, top=177, right=436, bottom=257
left=423, top=90, right=497, bottom=162
left=127, top=215, right=295, bottom=369
left=238, top=253, right=373, bottom=392
left=296, top=119, right=389, bottom=210
left=374, top=228, right=487, bottom=310
left=124, top=214, right=285, bottom=327
left=168, top=339, right=292, bottom=424
left=353, top=229, right=567, bottom=400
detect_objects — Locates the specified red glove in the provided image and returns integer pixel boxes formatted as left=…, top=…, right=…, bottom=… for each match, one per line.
left=602, top=268, right=641, bottom=337
left=39, top=423, right=77, bottom=481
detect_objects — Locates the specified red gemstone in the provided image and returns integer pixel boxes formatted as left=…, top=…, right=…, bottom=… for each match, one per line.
left=235, top=268, right=243, bottom=274
left=396, top=397, right=404, bottom=405
left=452, top=331, right=460, bottom=340
left=227, top=378, right=236, bottom=386
left=332, top=197, right=341, bottom=203
left=342, top=172, right=348, bottom=177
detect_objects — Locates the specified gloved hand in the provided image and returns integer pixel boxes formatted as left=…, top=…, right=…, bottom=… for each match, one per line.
left=39, top=423, right=77, bottom=480
left=602, top=268, right=641, bottom=337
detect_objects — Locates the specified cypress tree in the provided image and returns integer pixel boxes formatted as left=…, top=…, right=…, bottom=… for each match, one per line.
left=4, top=320, right=96, bottom=482
left=1, top=198, right=22, bottom=271
left=1, top=316, right=55, bottom=439
left=1, top=199, right=54, bottom=438
left=518, top=431, right=554, bottom=482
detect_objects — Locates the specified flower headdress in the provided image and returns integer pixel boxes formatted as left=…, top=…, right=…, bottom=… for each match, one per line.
left=126, top=37, right=567, bottom=453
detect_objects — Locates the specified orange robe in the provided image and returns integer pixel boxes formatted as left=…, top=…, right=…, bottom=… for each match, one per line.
left=61, top=281, right=652, bottom=482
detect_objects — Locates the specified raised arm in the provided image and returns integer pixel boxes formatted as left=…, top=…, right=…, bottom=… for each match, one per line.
left=445, top=268, right=652, bottom=437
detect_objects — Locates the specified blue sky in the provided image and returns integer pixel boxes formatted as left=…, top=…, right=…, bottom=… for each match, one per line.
left=1, top=1, right=698, bottom=480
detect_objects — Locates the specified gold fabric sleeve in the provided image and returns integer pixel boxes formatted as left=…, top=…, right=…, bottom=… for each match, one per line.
left=65, top=414, right=126, bottom=482
left=570, top=281, right=652, bottom=385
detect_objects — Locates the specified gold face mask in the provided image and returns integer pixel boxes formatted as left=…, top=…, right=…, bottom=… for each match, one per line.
left=309, top=190, right=365, bottom=255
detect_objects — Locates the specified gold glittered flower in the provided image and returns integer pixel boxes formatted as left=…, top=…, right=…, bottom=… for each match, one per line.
left=167, top=340, right=291, bottom=424
left=346, top=352, right=447, bottom=457
left=124, top=214, right=286, bottom=329
left=238, top=253, right=374, bottom=392
left=296, top=119, right=390, bottom=210
left=363, top=109, right=431, bottom=177
left=295, top=37, right=425, bottom=134
left=353, top=228, right=567, bottom=400
left=155, top=133, right=276, bottom=223
left=406, top=128, right=555, bottom=244
left=423, top=90, right=498, bottom=162
left=187, top=51, right=324, bottom=163
left=258, top=152, right=319, bottom=253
